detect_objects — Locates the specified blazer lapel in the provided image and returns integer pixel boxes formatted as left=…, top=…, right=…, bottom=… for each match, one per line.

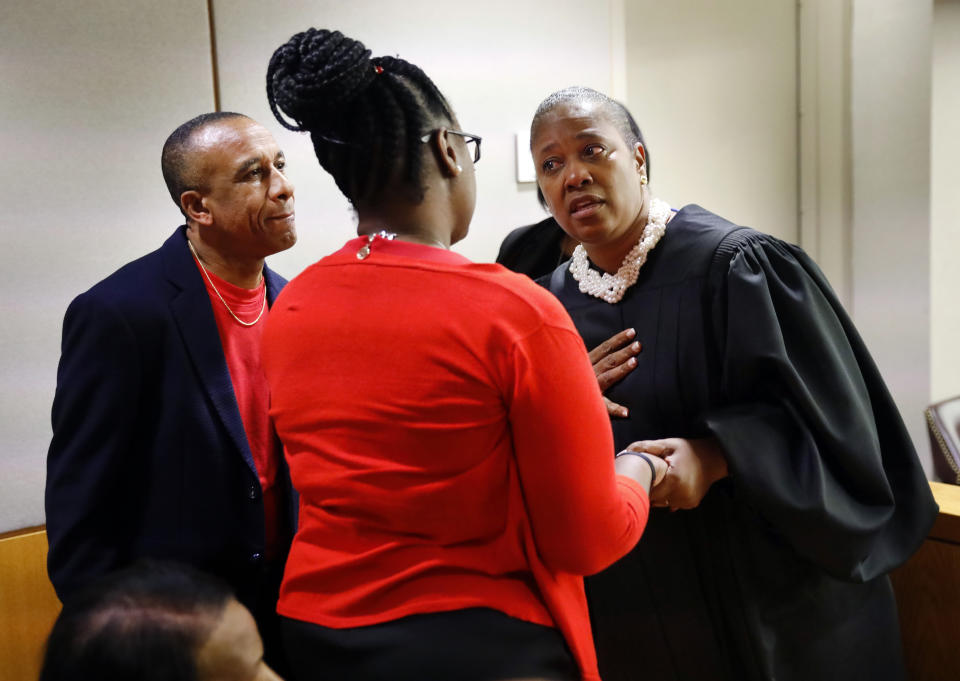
left=162, top=227, right=258, bottom=476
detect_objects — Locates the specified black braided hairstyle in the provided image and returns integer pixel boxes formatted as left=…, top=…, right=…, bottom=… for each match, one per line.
left=267, top=29, right=456, bottom=205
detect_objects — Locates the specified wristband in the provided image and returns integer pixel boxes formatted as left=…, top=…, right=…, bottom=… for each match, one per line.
left=615, top=450, right=658, bottom=489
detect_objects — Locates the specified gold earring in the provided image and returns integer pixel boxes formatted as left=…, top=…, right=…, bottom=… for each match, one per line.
left=640, top=175, right=648, bottom=185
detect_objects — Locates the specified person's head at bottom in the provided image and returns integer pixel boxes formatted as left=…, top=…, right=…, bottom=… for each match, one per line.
left=40, top=560, right=282, bottom=681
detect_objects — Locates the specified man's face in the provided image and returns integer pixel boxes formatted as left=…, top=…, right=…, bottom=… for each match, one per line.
left=190, top=118, right=296, bottom=259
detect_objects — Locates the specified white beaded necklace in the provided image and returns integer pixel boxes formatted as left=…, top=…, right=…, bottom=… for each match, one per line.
left=569, top=197, right=671, bottom=304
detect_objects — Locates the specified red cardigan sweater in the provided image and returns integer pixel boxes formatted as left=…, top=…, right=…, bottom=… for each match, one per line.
left=261, top=237, right=650, bottom=680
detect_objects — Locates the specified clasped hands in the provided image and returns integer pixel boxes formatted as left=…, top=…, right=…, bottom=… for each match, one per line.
left=592, top=328, right=728, bottom=510
left=620, top=438, right=728, bottom=510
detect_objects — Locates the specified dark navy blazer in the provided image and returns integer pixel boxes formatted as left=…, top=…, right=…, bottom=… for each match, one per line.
left=45, top=226, right=296, bottom=612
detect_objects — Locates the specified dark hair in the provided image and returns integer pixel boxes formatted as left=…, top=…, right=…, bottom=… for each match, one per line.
left=531, top=88, right=650, bottom=210
left=40, top=560, right=234, bottom=681
left=161, top=112, right=250, bottom=215
left=267, top=28, right=455, bottom=205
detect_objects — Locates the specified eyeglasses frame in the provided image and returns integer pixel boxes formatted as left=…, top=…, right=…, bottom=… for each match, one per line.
left=419, top=129, right=482, bottom=164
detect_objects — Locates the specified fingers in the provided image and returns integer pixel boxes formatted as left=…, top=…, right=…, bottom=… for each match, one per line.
left=595, top=342, right=642, bottom=373
left=649, top=462, right=694, bottom=510
left=624, top=440, right=670, bottom=456
left=649, top=455, right=669, bottom=487
left=589, top=328, right=641, bottom=396
left=595, top=343, right=641, bottom=391
left=587, top=327, right=636, bottom=364
left=604, top=397, right=629, bottom=418
left=648, top=468, right=675, bottom=505
left=658, top=446, right=711, bottom=511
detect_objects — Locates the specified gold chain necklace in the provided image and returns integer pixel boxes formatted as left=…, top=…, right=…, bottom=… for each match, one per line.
left=188, top=240, right=266, bottom=327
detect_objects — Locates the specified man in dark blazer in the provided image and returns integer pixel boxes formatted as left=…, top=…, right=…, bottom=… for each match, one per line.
left=45, top=112, right=297, bottom=671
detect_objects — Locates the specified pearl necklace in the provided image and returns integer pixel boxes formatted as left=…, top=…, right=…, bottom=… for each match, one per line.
left=569, top=197, right=671, bottom=304
left=188, top=240, right=266, bottom=327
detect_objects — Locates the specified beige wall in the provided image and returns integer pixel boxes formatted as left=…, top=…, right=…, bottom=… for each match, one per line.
left=850, top=0, right=933, bottom=473
left=931, top=0, right=960, bottom=404
left=798, top=0, right=852, bottom=305
left=0, top=0, right=214, bottom=532
left=212, top=0, right=620, bottom=275
left=623, top=0, right=798, bottom=240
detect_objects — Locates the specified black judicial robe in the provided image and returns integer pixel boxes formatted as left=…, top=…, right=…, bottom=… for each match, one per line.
left=542, top=205, right=938, bottom=681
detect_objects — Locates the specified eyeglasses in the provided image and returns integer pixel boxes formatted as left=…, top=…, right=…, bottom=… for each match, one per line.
left=420, top=129, right=482, bottom=164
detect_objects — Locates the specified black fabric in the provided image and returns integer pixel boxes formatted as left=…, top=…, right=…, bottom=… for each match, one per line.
left=496, top=216, right=568, bottom=279
left=253, top=558, right=293, bottom=680
left=281, top=608, right=579, bottom=681
left=541, top=205, right=938, bottom=681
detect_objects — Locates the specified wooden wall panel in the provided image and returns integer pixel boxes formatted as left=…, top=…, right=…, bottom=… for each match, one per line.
left=892, top=540, right=960, bottom=681
left=891, top=482, right=960, bottom=681
left=0, top=528, right=61, bottom=681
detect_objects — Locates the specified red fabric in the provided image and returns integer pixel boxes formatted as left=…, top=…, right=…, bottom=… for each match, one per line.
left=195, top=258, right=280, bottom=559
left=261, top=237, right=650, bottom=681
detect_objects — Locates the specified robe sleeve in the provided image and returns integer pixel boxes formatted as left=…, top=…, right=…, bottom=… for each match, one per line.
left=702, top=229, right=937, bottom=582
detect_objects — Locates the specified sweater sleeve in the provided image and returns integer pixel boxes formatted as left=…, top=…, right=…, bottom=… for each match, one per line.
left=504, top=321, right=650, bottom=576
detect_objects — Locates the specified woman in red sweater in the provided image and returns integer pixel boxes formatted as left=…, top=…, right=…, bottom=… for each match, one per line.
left=262, top=29, right=664, bottom=681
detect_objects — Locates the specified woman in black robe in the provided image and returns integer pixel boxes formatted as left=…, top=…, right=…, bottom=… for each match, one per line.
left=529, top=86, right=938, bottom=681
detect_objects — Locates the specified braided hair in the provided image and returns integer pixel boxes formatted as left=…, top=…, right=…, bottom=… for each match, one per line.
left=267, top=29, right=455, bottom=205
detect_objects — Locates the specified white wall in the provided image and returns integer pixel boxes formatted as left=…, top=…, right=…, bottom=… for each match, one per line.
left=850, top=0, right=933, bottom=473
left=798, top=0, right=852, bottom=305
left=0, top=0, right=215, bottom=532
left=931, top=0, right=960, bottom=404
left=623, top=0, right=798, bottom=241
left=212, top=0, right=620, bottom=276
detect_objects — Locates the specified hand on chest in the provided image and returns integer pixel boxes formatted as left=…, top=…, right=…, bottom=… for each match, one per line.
left=566, top=281, right=714, bottom=439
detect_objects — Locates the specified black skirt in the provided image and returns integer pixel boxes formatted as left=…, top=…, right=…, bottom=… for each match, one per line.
left=281, top=607, right=579, bottom=681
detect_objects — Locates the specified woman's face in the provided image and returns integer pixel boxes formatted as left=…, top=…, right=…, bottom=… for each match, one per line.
left=531, top=100, right=647, bottom=249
